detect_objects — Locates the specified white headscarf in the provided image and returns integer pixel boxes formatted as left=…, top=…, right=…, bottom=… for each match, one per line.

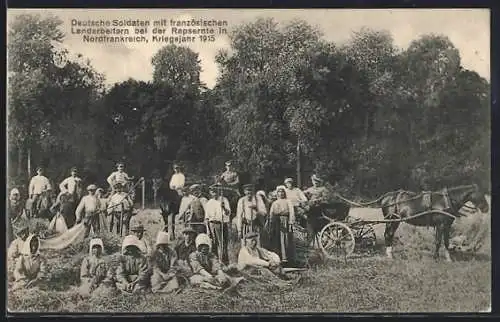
left=21, top=234, right=40, bottom=256
left=10, top=188, right=20, bottom=199
left=155, top=231, right=170, bottom=247
left=89, top=238, right=104, bottom=256
left=121, top=235, right=143, bottom=255
left=195, top=233, right=211, bottom=250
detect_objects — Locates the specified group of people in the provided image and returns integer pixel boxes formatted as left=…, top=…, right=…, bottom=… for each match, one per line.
left=7, top=218, right=291, bottom=295
left=9, top=163, right=139, bottom=238
left=165, top=160, right=334, bottom=267
left=7, top=159, right=335, bottom=295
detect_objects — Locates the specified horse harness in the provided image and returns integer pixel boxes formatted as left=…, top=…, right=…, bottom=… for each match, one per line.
left=390, top=188, right=455, bottom=223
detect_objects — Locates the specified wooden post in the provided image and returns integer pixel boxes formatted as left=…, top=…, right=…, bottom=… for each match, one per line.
left=141, top=177, right=145, bottom=210
left=27, top=147, right=31, bottom=178
left=296, top=139, right=302, bottom=189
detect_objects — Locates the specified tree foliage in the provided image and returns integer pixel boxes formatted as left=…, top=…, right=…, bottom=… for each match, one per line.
left=8, top=14, right=490, bottom=198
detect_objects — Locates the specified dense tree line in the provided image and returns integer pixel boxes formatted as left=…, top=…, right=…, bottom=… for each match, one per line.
left=8, top=14, right=490, bottom=199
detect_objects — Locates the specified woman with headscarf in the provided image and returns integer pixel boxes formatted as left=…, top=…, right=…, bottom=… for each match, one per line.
left=150, top=231, right=182, bottom=294
left=268, top=185, right=296, bottom=264
left=79, top=238, right=112, bottom=297
left=12, top=234, right=46, bottom=290
left=115, top=235, right=150, bottom=294
left=8, top=223, right=30, bottom=261
left=9, top=188, right=26, bottom=225
left=189, top=233, right=243, bottom=290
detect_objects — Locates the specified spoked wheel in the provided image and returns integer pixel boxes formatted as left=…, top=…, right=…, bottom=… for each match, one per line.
left=350, top=222, right=377, bottom=253
left=319, top=222, right=356, bottom=259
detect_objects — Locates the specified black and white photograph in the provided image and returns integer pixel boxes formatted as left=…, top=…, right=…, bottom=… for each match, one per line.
left=6, top=8, right=491, bottom=313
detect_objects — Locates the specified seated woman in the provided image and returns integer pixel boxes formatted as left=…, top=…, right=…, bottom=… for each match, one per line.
left=189, top=233, right=243, bottom=290
left=150, top=231, right=182, bottom=294
left=12, top=234, right=46, bottom=291
left=79, top=238, right=112, bottom=297
left=115, top=235, right=150, bottom=294
left=8, top=223, right=30, bottom=266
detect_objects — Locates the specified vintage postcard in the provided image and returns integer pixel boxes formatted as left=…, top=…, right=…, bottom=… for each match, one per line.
left=6, top=8, right=491, bottom=313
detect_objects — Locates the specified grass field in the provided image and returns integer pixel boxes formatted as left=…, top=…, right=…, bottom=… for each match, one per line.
left=7, top=199, right=491, bottom=313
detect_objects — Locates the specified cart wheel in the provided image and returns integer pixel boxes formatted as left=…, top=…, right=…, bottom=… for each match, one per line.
left=319, top=222, right=355, bottom=258
left=350, top=222, right=377, bottom=252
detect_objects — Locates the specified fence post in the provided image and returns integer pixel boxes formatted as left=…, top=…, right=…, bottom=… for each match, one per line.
left=141, top=177, right=145, bottom=210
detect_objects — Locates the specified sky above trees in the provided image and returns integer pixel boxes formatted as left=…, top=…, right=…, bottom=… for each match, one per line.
left=7, top=9, right=490, bottom=88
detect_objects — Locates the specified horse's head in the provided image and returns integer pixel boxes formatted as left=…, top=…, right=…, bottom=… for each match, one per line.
left=449, top=184, right=489, bottom=214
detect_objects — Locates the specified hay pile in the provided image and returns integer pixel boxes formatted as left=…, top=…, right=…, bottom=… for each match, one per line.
left=395, top=196, right=491, bottom=260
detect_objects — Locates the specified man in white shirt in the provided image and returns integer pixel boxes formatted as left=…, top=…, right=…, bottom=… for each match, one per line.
left=55, top=167, right=82, bottom=207
left=169, top=163, right=185, bottom=192
left=28, top=166, right=52, bottom=217
left=236, top=184, right=267, bottom=241
left=75, top=184, right=101, bottom=237
left=284, top=177, right=308, bottom=207
left=177, top=186, right=195, bottom=224
left=204, top=185, right=231, bottom=264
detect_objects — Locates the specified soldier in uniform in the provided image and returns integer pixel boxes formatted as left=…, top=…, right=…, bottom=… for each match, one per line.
left=303, top=174, right=335, bottom=246
left=108, top=182, right=134, bottom=236
left=107, top=162, right=135, bottom=205
left=219, top=161, right=240, bottom=190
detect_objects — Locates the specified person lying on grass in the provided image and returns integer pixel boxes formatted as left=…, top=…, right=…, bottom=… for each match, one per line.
left=79, top=238, right=113, bottom=297
left=237, top=232, right=295, bottom=287
left=189, top=233, right=244, bottom=290
left=12, top=234, right=46, bottom=291
left=237, top=232, right=283, bottom=275
left=115, top=235, right=150, bottom=294
left=150, top=231, right=183, bottom=294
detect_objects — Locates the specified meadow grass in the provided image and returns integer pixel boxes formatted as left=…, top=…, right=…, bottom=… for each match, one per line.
left=7, top=207, right=491, bottom=313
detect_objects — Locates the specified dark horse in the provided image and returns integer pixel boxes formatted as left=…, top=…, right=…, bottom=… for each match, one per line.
left=57, top=190, right=83, bottom=229
left=26, top=190, right=55, bottom=220
left=381, top=184, right=489, bottom=261
left=159, top=186, right=182, bottom=240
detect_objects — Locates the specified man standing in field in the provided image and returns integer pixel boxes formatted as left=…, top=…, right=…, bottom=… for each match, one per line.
left=76, top=184, right=101, bottom=237
left=236, top=184, right=267, bottom=242
left=52, top=167, right=83, bottom=214
left=204, top=185, right=231, bottom=264
left=28, top=166, right=52, bottom=217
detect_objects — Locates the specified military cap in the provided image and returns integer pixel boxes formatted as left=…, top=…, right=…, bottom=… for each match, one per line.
left=243, top=184, right=255, bottom=191
left=245, top=232, right=259, bottom=239
left=87, top=184, right=98, bottom=191
left=130, top=223, right=145, bottom=232
left=182, top=227, right=197, bottom=235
